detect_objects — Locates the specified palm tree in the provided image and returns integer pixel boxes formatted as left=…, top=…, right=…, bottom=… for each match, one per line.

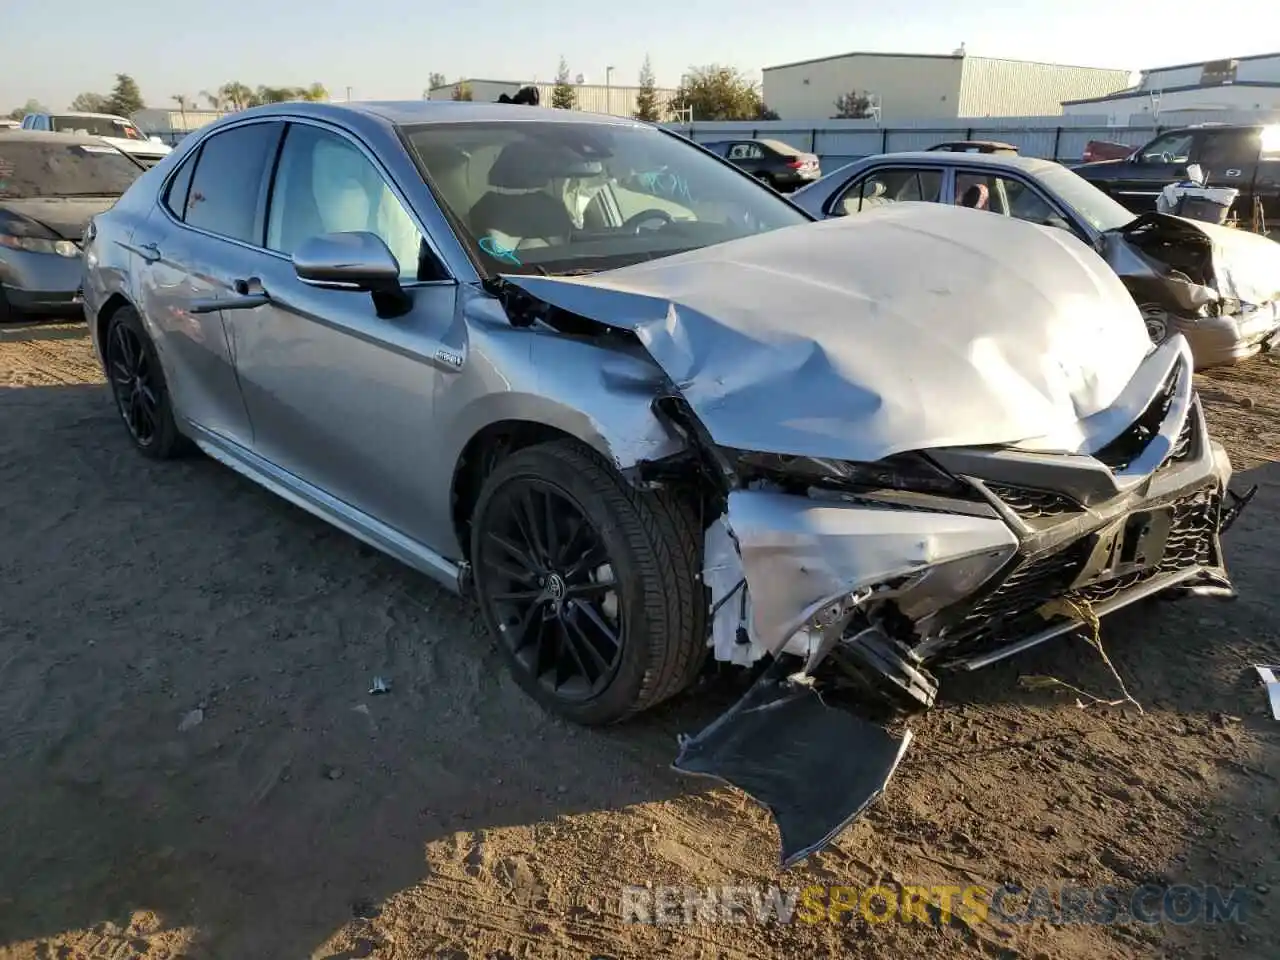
left=171, top=94, right=191, bottom=132
left=199, top=89, right=224, bottom=110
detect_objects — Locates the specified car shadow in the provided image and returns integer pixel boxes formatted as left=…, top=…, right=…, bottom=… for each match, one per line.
left=0, top=382, right=733, bottom=957
left=0, top=318, right=87, bottom=341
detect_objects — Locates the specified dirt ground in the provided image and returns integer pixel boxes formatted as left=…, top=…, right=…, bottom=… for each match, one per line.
left=1, top=320, right=1277, bottom=960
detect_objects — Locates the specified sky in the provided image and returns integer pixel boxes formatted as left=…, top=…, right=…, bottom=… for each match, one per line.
left=4, top=0, right=1278, bottom=113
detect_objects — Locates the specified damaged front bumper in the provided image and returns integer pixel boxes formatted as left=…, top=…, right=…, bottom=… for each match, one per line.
left=676, top=335, right=1253, bottom=867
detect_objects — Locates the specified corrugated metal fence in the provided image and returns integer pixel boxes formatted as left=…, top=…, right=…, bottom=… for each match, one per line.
left=662, top=110, right=1280, bottom=169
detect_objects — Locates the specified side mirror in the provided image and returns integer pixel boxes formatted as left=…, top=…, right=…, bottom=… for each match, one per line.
left=293, top=231, right=402, bottom=294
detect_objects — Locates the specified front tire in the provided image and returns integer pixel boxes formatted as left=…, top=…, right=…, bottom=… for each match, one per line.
left=1140, top=303, right=1170, bottom=344
left=470, top=439, right=707, bottom=725
left=104, top=305, right=190, bottom=459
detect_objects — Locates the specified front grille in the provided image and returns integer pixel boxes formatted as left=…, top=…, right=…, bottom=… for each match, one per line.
left=986, top=482, right=1081, bottom=519
left=1169, top=408, right=1195, bottom=462
left=1094, top=362, right=1182, bottom=472
left=944, top=541, right=1092, bottom=648
left=943, top=487, right=1218, bottom=651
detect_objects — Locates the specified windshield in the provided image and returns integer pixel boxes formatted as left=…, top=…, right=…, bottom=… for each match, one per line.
left=0, top=141, right=143, bottom=199
left=49, top=115, right=145, bottom=140
left=1038, top=163, right=1135, bottom=233
left=402, top=121, right=810, bottom=276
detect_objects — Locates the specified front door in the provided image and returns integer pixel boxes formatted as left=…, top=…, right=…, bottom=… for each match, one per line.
left=223, top=120, right=461, bottom=549
left=1107, top=129, right=1200, bottom=212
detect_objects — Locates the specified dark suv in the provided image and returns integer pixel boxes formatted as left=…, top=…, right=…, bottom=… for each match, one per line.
left=1074, top=123, right=1280, bottom=221
left=701, top=138, right=821, bottom=191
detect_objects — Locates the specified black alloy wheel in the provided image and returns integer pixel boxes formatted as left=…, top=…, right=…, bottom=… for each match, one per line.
left=470, top=440, right=708, bottom=725
left=104, top=305, right=189, bottom=459
left=477, top=476, right=624, bottom=701
left=107, top=319, right=160, bottom=447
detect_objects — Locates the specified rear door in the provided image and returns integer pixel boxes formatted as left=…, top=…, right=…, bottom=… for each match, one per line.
left=825, top=164, right=946, bottom=216
left=1191, top=127, right=1262, bottom=220
left=726, top=141, right=767, bottom=177
left=130, top=119, right=284, bottom=447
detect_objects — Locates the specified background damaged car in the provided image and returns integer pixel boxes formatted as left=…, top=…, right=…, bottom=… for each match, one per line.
left=790, top=151, right=1280, bottom=369
left=81, top=102, right=1254, bottom=868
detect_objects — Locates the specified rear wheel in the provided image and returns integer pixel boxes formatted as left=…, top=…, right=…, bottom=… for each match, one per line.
left=470, top=439, right=707, bottom=725
left=0, top=288, right=12, bottom=324
left=104, top=305, right=191, bottom=459
left=755, top=173, right=773, bottom=190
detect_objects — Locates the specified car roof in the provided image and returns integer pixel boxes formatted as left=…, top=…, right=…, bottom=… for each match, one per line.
left=229, top=99, right=646, bottom=129
left=860, top=150, right=1059, bottom=174
left=930, top=140, right=1018, bottom=150
left=0, top=128, right=122, bottom=146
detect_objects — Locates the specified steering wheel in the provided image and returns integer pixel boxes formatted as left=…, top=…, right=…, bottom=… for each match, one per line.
left=621, top=208, right=674, bottom=234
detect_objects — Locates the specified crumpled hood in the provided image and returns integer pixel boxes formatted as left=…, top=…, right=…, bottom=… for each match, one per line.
left=1179, top=217, right=1280, bottom=305
left=1102, top=212, right=1280, bottom=314
left=505, top=204, right=1152, bottom=462
left=0, top=197, right=118, bottom=241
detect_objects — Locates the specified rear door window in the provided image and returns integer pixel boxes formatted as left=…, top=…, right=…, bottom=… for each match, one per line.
left=832, top=167, right=943, bottom=216
left=183, top=121, right=283, bottom=244
left=1195, top=129, right=1262, bottom=171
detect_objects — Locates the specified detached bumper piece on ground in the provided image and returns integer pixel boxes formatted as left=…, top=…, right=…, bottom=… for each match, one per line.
left=673, top=658, right=912, bottom=868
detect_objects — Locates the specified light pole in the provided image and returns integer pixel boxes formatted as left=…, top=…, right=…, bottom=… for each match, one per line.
left=605, top=65, right=615, bottom=115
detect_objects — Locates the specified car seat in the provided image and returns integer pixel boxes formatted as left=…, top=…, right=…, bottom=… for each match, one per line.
left=467, top=141, right=577, bottom=250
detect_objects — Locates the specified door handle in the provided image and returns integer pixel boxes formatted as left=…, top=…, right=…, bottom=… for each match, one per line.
left=137, top=242, right=161, bottom=264
left=190, top=278, right=271, bottom=315
left=232, top=276, right=266, bottom=297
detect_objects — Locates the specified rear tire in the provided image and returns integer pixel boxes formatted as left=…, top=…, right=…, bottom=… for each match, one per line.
left=0, top=288, right=12, bottom=324
left=470, top=439, right=707, bottom=725
left=104, top=305, right=192, bottom=460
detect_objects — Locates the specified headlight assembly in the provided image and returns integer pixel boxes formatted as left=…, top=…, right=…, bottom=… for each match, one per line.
left=730, top=450, right=972, bottom=498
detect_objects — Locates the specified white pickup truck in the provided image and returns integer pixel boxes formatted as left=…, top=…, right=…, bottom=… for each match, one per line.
left=20, top=111, right=171, bottom=168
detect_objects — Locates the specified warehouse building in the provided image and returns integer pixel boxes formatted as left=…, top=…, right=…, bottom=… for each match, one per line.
left=426, top=79, right=678, bottom=119
left=1061, top=52, right=1280, bottom=122
left=762, top=49, right=1132, bottom=121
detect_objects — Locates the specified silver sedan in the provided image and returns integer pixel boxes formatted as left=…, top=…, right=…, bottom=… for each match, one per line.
left=791, top=151, right=1280, bottom=369
left=82, top=101, right=1248, bottom=865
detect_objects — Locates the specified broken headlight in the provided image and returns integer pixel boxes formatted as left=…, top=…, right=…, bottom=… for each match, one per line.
left=730, top=451, right=972, bottom=498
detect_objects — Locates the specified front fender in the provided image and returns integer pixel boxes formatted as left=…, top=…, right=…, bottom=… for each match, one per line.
left=429, top=299, right=686, bottom=557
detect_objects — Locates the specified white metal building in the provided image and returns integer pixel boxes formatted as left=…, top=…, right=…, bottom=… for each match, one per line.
left=132, top=107, right=231, bottom=143
left=426, top=79, right=678, bottom=119
left=762, top=51, right=1132, bottom=121
left=1062, top=52, right=1280, bottom=123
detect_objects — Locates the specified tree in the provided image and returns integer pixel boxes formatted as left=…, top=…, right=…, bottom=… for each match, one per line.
left=199, top=89, right=224, bottom=110
left=756, top=103, right=780, bottom=120
left=70, top=92, right=112, bottom=113
left=670, top=65, right=761, bottom=121
left=6, top=99, right=46, bottom=121
left=298, top=82, right=328, bottom=102
left=634, top=54, right=661, bottom=122
left=451, top=81, right=473, bottom=101
left=428, top=72, right=447, bottom=93
left=551, top=57, right=576, bottom=110
left=107, top=73, right=145, bottom=117
left=833, top=90, right=873, bottom=119
left=213, top=82, right=255, bottom=111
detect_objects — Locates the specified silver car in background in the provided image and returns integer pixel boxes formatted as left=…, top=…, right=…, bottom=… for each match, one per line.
left=81, top=101, right=1251, bottom=866
left=0, top=130, right=142, bottom=322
